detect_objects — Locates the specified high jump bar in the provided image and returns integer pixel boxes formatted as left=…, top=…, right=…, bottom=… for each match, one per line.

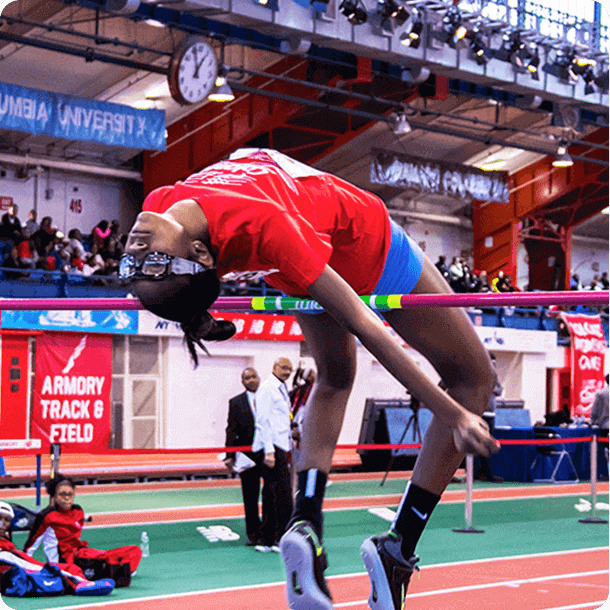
left=0, top=291, right=607, bottom=311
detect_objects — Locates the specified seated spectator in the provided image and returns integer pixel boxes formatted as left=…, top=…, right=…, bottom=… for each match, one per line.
left=600, top=272, right=609, bottom=290
left=44, top=231, right=68, bottom=271
left=492, top=270, right=516, bottom=293
left=0, top=501, right=116, bottom=598
left=459, top=264, right=478, bottom=293
left=91, top=220, right=111, bottom=251
left=448, top=256, right=464, bottom=292
left=23, top=209, right=39, bottom=239
left=570, top=273, right=582, bottom=291
left=24, top=475, right=141, bottom=586
left=31, top=216, right=55, bottom=261
left=81, top=245, right=106, bottom=276
left=476, top=270, right=493, bottom=293
left=0, top=203, right=22, bottom=245
left=1, top=244, right=27, bottom=279
left=434, top=255, right=451, bottom=282
left=16, top=237, right=37, bottom=269
left=62, top=229, right=88, bottom=264
left=584, top=277, right=602, bottom=291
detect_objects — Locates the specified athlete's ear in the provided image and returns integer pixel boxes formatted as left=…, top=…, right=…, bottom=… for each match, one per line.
left=190, top=240, right=215, bottom=269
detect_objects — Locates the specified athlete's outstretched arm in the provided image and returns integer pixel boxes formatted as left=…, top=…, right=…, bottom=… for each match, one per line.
left=307, top=265, right=498, bottom=457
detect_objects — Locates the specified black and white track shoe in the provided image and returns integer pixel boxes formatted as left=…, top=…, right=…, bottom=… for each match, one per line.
left=360, top=531, right=419, bottom=610
left=280, top=520, right=333, bottom=610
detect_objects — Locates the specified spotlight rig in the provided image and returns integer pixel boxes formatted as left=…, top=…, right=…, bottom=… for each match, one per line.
left=440, top=6, right=467, bottom=49
left=377, top=0, right=409, bottom=28
left=400, top=7, right=423, bottom=49
left=468, top=26, right=491, bottom=65
left=339, top=0, right=368, bottom=25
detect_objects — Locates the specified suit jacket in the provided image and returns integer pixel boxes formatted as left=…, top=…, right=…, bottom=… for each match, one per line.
left=225, top=391, right=255, bottom=460
left=591, top=386, right=609, bottom=429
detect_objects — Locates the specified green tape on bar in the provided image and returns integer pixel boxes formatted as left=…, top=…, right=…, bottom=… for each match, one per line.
left=250, top=295, right=405, bottom=312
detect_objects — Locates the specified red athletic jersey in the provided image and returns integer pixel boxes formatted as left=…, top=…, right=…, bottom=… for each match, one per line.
left=142, top=150, right=391, bottom=296
left=24, top=505, right=87, bottom=564
left=0, top=536, right=45, bottom=574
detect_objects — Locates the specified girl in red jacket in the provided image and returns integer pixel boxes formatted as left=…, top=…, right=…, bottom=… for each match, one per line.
left=23, top=476, right=141, bottom=580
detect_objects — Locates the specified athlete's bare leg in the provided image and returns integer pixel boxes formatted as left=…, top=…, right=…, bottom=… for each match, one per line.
left=382, top=257, right=497, bottom=495
left=292, top=312, right=357, bottom=473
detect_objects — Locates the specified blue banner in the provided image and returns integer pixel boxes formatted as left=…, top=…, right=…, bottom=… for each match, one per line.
left=1, top=310, right=138, bottom=334
left=0, top=81, right=166, bottom=151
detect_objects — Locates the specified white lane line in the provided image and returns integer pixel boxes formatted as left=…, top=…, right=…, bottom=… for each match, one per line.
left=333, top=570, right=609, bottom=607
left=540, top=602, right=608, bottom=610
left=367, top=506, right=397, bottom=521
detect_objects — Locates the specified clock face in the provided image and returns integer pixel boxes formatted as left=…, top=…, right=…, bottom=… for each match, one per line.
left=169, top=39, right=218, bottom=105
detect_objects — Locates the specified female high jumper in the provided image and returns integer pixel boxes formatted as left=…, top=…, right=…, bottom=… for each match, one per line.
left=120, top=148, right=499, bottom=610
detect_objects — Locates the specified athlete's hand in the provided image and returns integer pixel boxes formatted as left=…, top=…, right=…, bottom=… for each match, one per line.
left=223, top=457, right=235, bottom=472
left=452, top=412, right=500, bottom=457
left=264, top=453, right=276, bottom=469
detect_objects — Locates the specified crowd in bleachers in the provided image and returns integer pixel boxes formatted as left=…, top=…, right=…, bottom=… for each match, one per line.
left=0, top=204, right=125, bottom=280
left=434, top=254, right=609, bottom=295
left=1, top=203, right=608, bottom=305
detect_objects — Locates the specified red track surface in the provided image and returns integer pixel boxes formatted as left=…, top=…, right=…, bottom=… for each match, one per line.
left=50, top=548, right=608, bottom=610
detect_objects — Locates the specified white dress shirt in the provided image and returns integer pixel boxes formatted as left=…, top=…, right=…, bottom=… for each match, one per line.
left=252, top=374, right=291, bottom=453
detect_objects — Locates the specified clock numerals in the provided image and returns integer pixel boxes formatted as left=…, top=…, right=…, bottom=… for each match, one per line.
left=169, top=39, right=217, bottom=105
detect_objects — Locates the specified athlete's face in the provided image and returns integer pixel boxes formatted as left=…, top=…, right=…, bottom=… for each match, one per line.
left=241, top=368, right=260, bottom=393
left=54, top=484, right=75, bottom=511
left=126, top=212, right=192, bottom=261
left=0, top=513, right=11, bottom=538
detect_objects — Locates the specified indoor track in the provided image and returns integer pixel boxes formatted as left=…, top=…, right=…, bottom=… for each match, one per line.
left=1, top=475, right=607, bottom=610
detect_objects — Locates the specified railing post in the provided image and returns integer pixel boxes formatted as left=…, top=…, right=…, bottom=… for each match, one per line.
left=579, top=433, right=608, bottom=524
left=453, top=454, right=485, bottom=533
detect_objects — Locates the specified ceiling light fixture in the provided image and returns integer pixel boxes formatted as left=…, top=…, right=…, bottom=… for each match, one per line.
left=469, top=28, right=490, bottom=65
left=143, top=18, right=165, bottom=27
left=208, top=41, right=235, bottom=103
left=377, top=0, right=409, bottom=27
left=339, top=0, right=368, bottom=25
left=526, top=49, right=540, bottom=80
left=393, top=112, right=412, bottom=135
left=440, top=7, right=467, bottom=49
left=256, top=0, right=279, bottom=9
left=400, top=8, right=423, bottom=49
left=553, top=142, right=573, bottom=167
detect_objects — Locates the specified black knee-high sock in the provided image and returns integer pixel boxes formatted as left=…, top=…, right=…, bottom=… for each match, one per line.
left=391, top=481, right=441, bottom=559
left=291, top=469, right=328, bottom=539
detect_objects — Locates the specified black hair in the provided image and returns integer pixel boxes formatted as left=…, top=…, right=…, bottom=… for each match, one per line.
left=132, top=271, right=236, bottom=366
left=45, top=474, right=75, bottom=498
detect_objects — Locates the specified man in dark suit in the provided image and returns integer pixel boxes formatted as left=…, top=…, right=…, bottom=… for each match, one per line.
left=224, top=367, right=263, bottom=547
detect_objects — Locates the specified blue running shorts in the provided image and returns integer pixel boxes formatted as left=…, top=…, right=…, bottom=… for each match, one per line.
left=372, top=219, right=424, bottom=298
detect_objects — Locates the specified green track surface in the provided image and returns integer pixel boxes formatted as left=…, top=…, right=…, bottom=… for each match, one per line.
left=2, top=490, right=608, bottom=610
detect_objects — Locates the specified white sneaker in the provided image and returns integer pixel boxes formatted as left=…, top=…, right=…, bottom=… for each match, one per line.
left=270, top=544, right=281, bottom=553
left=255, top=544, right=271, bottom=553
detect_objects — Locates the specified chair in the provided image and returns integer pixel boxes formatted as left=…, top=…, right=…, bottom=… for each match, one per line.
left=531, top=427, right=579, bottom=484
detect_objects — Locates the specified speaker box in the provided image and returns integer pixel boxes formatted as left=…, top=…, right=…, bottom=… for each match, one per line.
left=357, top=399, right=433, bottom=471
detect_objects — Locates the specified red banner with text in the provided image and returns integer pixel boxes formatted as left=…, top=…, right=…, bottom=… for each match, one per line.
left=32, top=333, right=112, bottom=450
left=211, top=312, right=305, bottom=341
left=560, top=313, right=606, bottom=417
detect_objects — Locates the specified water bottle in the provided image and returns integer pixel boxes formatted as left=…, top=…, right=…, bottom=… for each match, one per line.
left=140, top=531, right=150, bottom=558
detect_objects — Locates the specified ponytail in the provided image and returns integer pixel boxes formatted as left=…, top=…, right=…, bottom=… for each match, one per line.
left=181, top=311, right=236, bottom=366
